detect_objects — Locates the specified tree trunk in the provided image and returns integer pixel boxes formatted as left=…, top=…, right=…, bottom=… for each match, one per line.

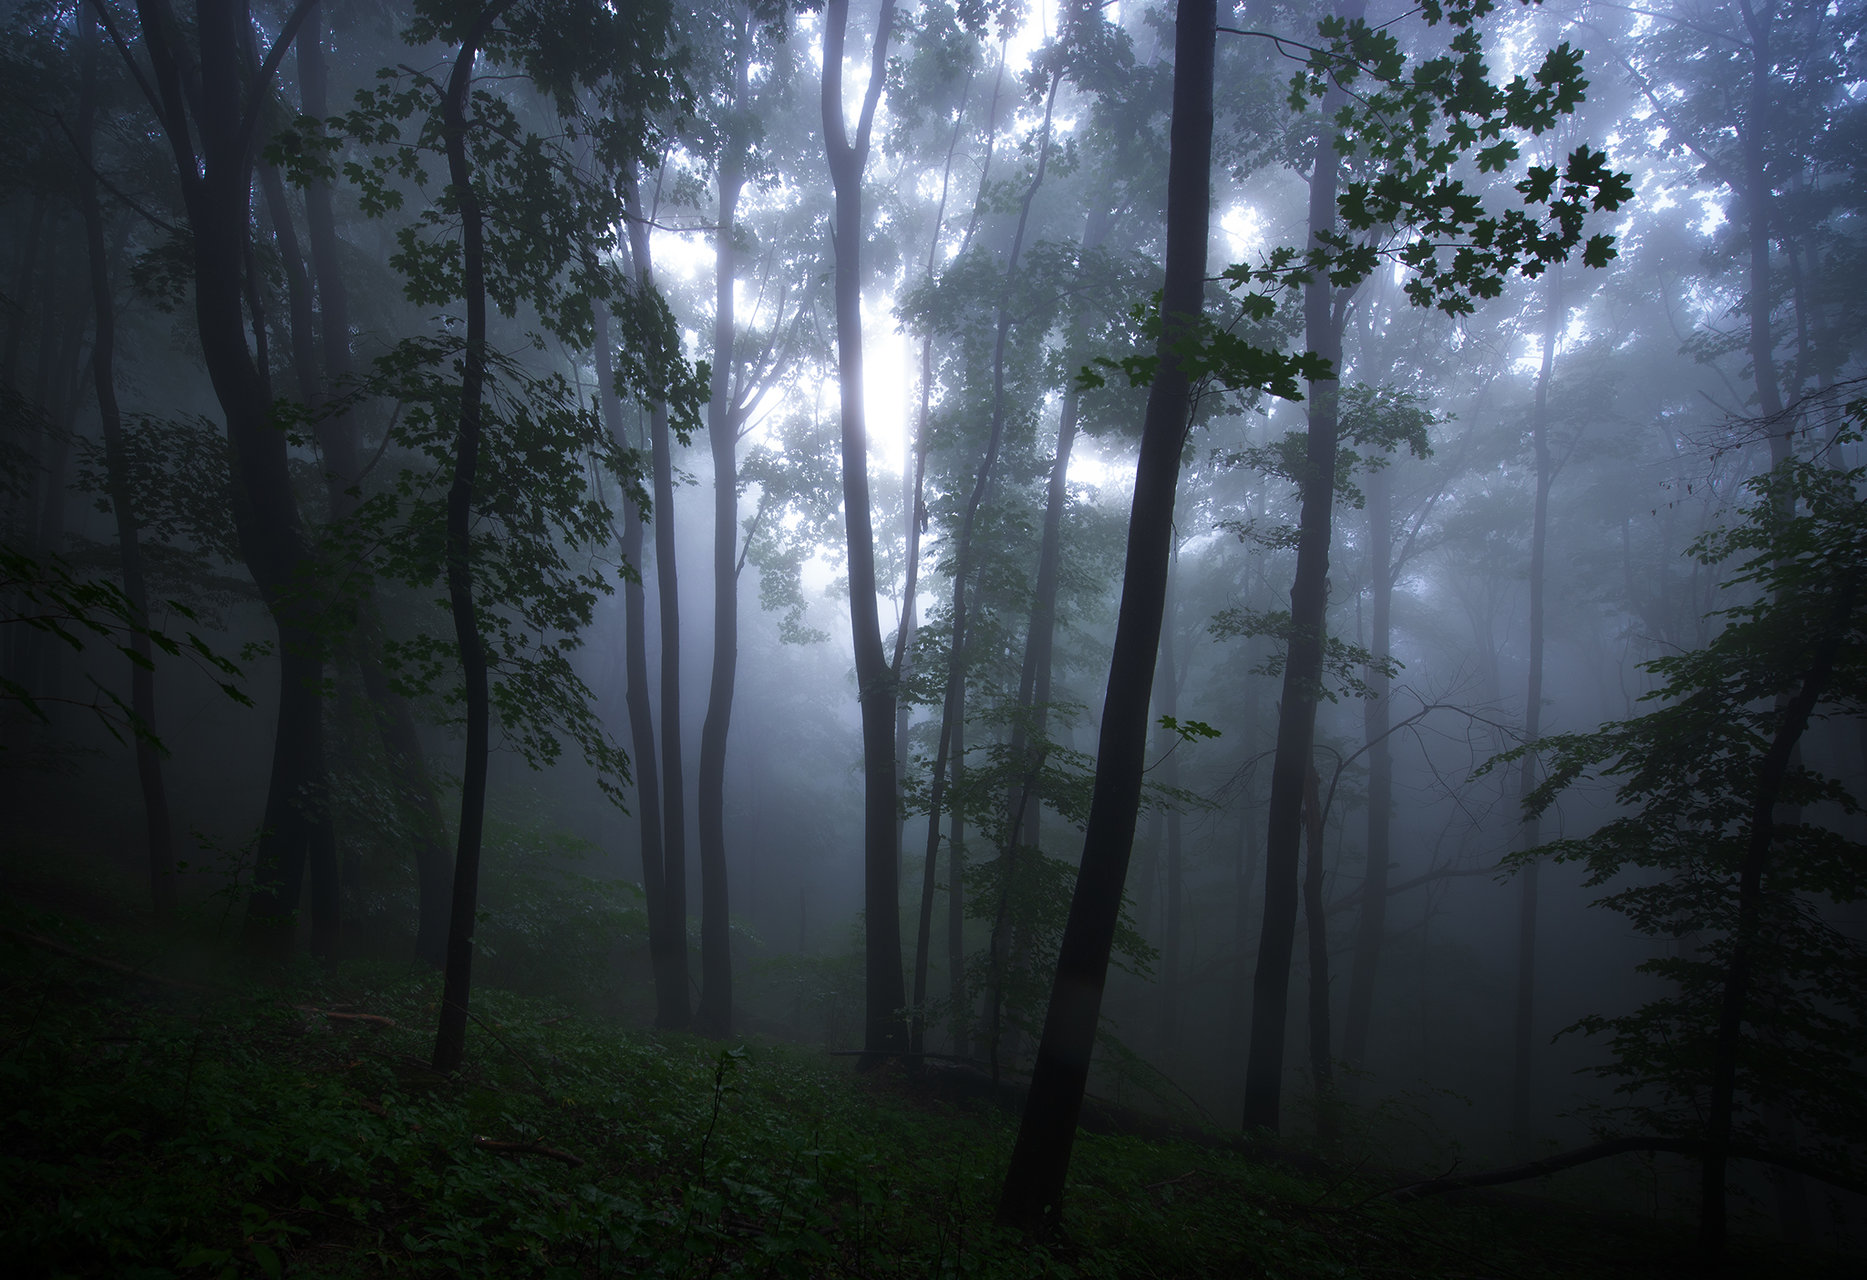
left=694, top=8, right=751, bottom=1038
left=822, top=0, right=908, bottom=1059
left=430, top=0, right=514, bottom=1074
left=996, top=0, right=1214, bottom=1233
left=1242, top=17, right=1357, bottom=1129
left=1302, top=764, right=1335, bottom=1143
left=1156, top=554, right=1182, bottom=1052
left=594, top=304, right=686, bottom=1028
left=1511, top=267, right=1561, bottom=1144
left=1343, top=458, right=1390, bottom=1067
left=1700, top=600, right=1851, bottom=1252
left=623, top=176, right=693, bottom=1031
left=77, top=13, right=175, bottom=918
left=126, top=0, right=328, bottom=959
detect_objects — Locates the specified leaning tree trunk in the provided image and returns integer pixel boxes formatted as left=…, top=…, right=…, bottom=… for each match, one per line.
left=1242, top=11, right=1359, bottom=1127
left=77, top=13, right=175, bottom=918
left=1701, top=594, right=1852, bottom=1252
left=822, top=0, right=907, bottom=1059
left=996, top=0, right=1214, bottom=1234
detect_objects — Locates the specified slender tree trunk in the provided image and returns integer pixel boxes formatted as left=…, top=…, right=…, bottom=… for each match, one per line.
left=622, top=177, right=694, bottom=1030
left=1156, top=555, right=1182, bottom=1052
left=996, top=0, right=1214, bottom=1233
left=1738, top=0, right=1787, bottom=467
left=1343, top=460, right=1391, bottom=1067
left=430, top=0, right=514, bottom=1075
left=1302, top=764, right=1336, bottom=1143
left=1511, top=268, right=1561, bottom=1144
left=77, top=14, right=175, bottom=918
left=822, top=0, right=908, bottom=1059
left=1243, top=22, right=1358, bottom=1129
left=694, top=9, right=751, bottom=1038
left=595, top=305, right=685, bottom=1027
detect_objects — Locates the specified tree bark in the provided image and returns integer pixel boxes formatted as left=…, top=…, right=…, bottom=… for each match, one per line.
left=995, top=0, right=1214, bottom=1233
left=822, top=0, right=907, bottom=1059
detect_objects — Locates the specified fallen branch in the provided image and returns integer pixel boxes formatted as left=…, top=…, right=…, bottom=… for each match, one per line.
left=473, top=1135, right=584, bottom=1167
left=1388, top=1135, right=1867, bottom=1201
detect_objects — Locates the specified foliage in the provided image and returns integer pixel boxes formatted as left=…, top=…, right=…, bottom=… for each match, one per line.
left=0, top=897, right=1856, bottom=1279
left=0, top=540, right=248, bottom=739
left=1497, top=425, right=1867, bottom=1181
left=471, top=815, right=649, bottom=1005
left=270, top=0, right=712, bottom=807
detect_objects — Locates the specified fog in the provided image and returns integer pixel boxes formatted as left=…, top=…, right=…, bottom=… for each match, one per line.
left=2, top=0, right=1863, bottom=1262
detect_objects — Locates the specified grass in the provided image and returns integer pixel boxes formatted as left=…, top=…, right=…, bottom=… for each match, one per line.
left=0, top=888, right=1859, bottom=1278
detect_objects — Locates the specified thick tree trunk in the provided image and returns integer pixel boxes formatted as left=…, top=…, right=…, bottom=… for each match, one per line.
left=996, top=0, right=1213, bottom=1233
left=126, top=0, right=328, bottom=959
left=430, top=0, right=514, bottom=1075
left=77, top=14, right=175, bottom=918
left=1242, top=31, right=1356, bottom=1130
left=822, top=0, right=907, bottom=1059
left=695, top=9, right=750, bottom=1038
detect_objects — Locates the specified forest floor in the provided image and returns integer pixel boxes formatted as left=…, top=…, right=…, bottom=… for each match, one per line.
left=1, top=857, right=1860, bottom=1279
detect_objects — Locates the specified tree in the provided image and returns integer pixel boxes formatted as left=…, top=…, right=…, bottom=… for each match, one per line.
left=298, top=0, right=697, bottom=1070
left=821, top=0, right=908, bottom=1060
left=1237, top=0, right=1630, bottom=1134
left=90, top=0, right=342, bottom=958
left=1500, top=414, right=1867, bottom=1253
left=996, top=0, right=1218, bottom=1233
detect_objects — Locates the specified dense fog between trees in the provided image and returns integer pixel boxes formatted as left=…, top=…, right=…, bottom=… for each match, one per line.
left=2, top=0, right=1864, bottom=1258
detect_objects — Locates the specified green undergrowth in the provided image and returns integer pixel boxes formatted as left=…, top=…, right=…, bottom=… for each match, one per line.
left=0, top=905, right=1855, bottom=1279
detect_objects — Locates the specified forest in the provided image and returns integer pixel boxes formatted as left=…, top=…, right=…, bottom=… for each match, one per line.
left=1, top=0, right=1863, bottom=1274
